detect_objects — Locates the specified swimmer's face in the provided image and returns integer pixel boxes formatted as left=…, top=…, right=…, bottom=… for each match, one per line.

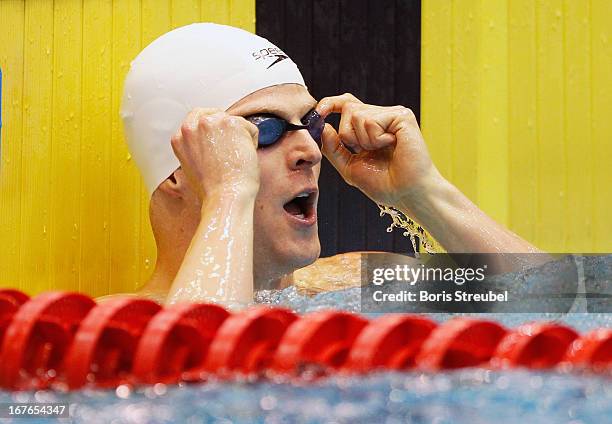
left=227, top=84, right=322, bottom=280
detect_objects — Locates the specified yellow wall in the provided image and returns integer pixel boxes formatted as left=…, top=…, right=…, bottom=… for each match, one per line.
left=2, top=0, right=610, bottom=296
left=422, top=0, right=612, bottom=252
left=0, top=0, right=255, bottom=296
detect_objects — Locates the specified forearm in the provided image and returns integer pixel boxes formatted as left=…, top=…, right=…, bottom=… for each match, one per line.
left=397, top=174, right=546, bottom=271
left=166, top=188, right=256, bottom=306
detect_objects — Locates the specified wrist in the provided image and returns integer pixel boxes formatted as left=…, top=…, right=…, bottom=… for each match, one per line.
left=396, top=171, right=456, bottom=221
left=201, top=182, right=258, bottom=212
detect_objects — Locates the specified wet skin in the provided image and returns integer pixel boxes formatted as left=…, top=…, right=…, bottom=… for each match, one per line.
left=143, top=84, right=543, bottom=306
left=227, top=85, right=322, bottom=287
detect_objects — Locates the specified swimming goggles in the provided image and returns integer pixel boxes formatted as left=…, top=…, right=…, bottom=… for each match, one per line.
left=245, top=109, right=325, bottom=148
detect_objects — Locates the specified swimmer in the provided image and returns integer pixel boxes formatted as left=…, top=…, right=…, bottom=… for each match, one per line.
left=113, top=23, right=543, bottom=306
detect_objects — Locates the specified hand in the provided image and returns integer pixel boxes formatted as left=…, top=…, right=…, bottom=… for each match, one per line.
left=171, top=108, right=260, bottom=199
left=316, top=93, right=442, bottom=208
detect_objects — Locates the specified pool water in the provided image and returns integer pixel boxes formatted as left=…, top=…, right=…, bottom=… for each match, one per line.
left=1, top=255, right=611, bottom=423
left=7, top=365, right=609, bottom=424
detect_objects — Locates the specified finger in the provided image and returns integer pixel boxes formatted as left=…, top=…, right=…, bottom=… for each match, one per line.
left=172, top=124, right=183, bottom=143
left=194, top=107, right=225, bottom=116
left=383, top=106, right=417, bottom=134
left=364, top=117, right=396, bottom=149
left=182, top=108, right=223, bottom=135
left=365, top=108, right=411, bottom=144
left=182, top=109, right=203, bottom=133
left=170, top=129, right=184, bottom=158
left=337, top=102, right=364, bottom=152
left=237, top=117, right=260, bottom=146
left=315, top=93, right=363, bottom=118
left=321, top=123, right=352, bottom=180
left=228, top=112, right=260, bottom=147
left=351, top=110, right=377, bottom=151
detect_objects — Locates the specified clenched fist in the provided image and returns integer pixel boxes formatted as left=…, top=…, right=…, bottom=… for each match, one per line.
left=170, top=108, right=260, bottom=199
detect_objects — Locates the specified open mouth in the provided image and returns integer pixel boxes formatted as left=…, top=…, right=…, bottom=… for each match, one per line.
left=283, top=191, right=317, bottom=224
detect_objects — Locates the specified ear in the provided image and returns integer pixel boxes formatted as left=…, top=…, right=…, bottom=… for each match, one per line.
left=156, top=169, right=186, bottom=199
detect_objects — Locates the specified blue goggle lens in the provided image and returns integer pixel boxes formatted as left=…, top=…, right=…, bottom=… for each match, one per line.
left=256, top=118, right=287, bottom=146
left=247, top=110, right=324, bottom=148
left=302, top=110, right=324, bottom=144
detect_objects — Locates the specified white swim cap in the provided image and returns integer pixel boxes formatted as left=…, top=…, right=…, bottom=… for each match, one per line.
left=120, top=23, right=306, bottom=195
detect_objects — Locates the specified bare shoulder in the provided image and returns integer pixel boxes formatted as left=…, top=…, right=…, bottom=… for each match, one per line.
left=294, top=251, right=413, bottom=295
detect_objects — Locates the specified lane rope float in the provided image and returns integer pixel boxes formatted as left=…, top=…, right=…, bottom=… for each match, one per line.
left=0, top=290, right=608, bottom=391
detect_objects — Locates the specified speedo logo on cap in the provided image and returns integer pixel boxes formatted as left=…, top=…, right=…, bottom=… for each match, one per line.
left=251, top=47, right=289, bottom=69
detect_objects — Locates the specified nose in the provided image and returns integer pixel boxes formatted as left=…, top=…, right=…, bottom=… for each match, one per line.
left=285, top=129, right=323, bottom=170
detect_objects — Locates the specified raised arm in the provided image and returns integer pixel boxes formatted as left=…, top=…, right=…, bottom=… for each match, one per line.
left=316, top=94, right=542, bottom=259
left=165, top=109, right=260, bottom=306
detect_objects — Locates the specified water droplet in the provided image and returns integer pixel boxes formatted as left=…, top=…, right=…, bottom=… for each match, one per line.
left=260, top=395, right=277, bottom=410
left=115, top=384, right=131, bottom=399
left=153, top=383, right=167, bottom=396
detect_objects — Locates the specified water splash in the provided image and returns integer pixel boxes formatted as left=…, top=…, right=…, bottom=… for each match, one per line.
left=377, top=204, right=443, bottom=253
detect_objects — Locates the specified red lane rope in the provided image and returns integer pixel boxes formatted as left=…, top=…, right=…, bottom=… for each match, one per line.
left=492, top=322, right=579, bottom=369
left=206, top=306, right=297, bottom=377
left=0, top=292, right=95, bottom=390
left=564, top=328, right=612, bottom=370
left=63, top=298, right=161, bottom=389
left=133, top=303, right=229, bottom=384
left=272, top=310, right=368, bottom=375
left=0, top=290, right=609, bottom=391
left=345, top=315, right=437, bottom=372
left=416, top=318, right=508, bottom=370
left=0, top=289, right=30, bottom=352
